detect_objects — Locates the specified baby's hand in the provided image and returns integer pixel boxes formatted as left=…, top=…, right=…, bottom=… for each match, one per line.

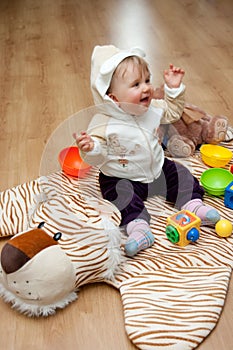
left=163, top=64, right=185, bottom=89
left=73, top=131, right=94, bottom=152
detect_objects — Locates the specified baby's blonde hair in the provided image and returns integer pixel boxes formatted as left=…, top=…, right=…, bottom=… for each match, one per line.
left=107, top=56, right=150, bottom=94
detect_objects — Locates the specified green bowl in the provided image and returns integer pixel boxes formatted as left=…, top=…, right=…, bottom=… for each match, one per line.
left=200, top=168, right=233, bottom=196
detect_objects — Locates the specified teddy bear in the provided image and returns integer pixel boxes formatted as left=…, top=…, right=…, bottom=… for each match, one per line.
left=154, top=86, right=230, bottom=157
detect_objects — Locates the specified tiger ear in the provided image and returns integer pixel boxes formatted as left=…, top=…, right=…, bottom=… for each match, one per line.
left=53, top=232, right=62, bottom=241
left=38, top=222, right=45, bottom=229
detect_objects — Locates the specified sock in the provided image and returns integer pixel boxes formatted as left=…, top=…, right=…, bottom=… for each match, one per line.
left=125, top=219, right=154, bottom=257
left=182, top=198, right=220, bottom=225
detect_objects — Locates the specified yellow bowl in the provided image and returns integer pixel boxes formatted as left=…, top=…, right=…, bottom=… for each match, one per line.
left=200, top=144, right=232, bottom=168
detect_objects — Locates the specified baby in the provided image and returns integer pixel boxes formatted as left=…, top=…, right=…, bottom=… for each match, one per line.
left=74, top=45, right=220, bottom=257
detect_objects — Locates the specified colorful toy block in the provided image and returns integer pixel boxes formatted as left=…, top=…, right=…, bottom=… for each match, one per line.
left=224, top=181, right=233, bottom=209
left=166, top=209, right=201, bottom=247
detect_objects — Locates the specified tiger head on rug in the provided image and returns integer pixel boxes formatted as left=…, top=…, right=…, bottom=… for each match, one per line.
left=0, top=191, right=123, bottom=317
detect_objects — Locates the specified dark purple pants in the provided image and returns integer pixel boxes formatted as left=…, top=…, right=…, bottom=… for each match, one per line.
left=99, top=158, right=204, bottom=226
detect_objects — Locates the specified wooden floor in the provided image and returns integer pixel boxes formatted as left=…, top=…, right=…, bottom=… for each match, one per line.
left=0, top=0, right=233, bottom=349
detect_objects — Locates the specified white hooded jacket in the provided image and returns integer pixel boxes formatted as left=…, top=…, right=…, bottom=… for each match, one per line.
left=81, top=45, right=185, bottom=183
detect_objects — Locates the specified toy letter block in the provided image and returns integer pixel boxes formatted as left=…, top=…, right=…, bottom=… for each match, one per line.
left=166, top=210, right=201, bottom=247
left=224, top=181, right=233, bottom=210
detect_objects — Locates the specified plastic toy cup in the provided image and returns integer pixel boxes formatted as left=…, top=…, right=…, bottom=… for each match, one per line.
left=200, top=144, right=232, bottom=168
left=200, top=168, right=233, bottom=196
left=58, top=146, right=92, bottom=178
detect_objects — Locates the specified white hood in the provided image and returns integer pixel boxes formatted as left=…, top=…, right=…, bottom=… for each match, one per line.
left=90, top=45, right=147, bottom=111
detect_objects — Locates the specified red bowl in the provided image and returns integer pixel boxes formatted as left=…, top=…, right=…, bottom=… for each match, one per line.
left=58, top=146, right=92, bottom=178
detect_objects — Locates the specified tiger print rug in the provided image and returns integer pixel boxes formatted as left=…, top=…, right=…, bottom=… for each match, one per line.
left=1, top=142, right=233, bottom=350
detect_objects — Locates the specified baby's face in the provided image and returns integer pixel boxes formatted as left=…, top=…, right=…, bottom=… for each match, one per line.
left=108, top=61, right=154, bottom=115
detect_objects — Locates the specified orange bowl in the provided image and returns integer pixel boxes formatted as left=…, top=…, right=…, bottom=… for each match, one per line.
left=58, top=146, right=91, bottom=178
